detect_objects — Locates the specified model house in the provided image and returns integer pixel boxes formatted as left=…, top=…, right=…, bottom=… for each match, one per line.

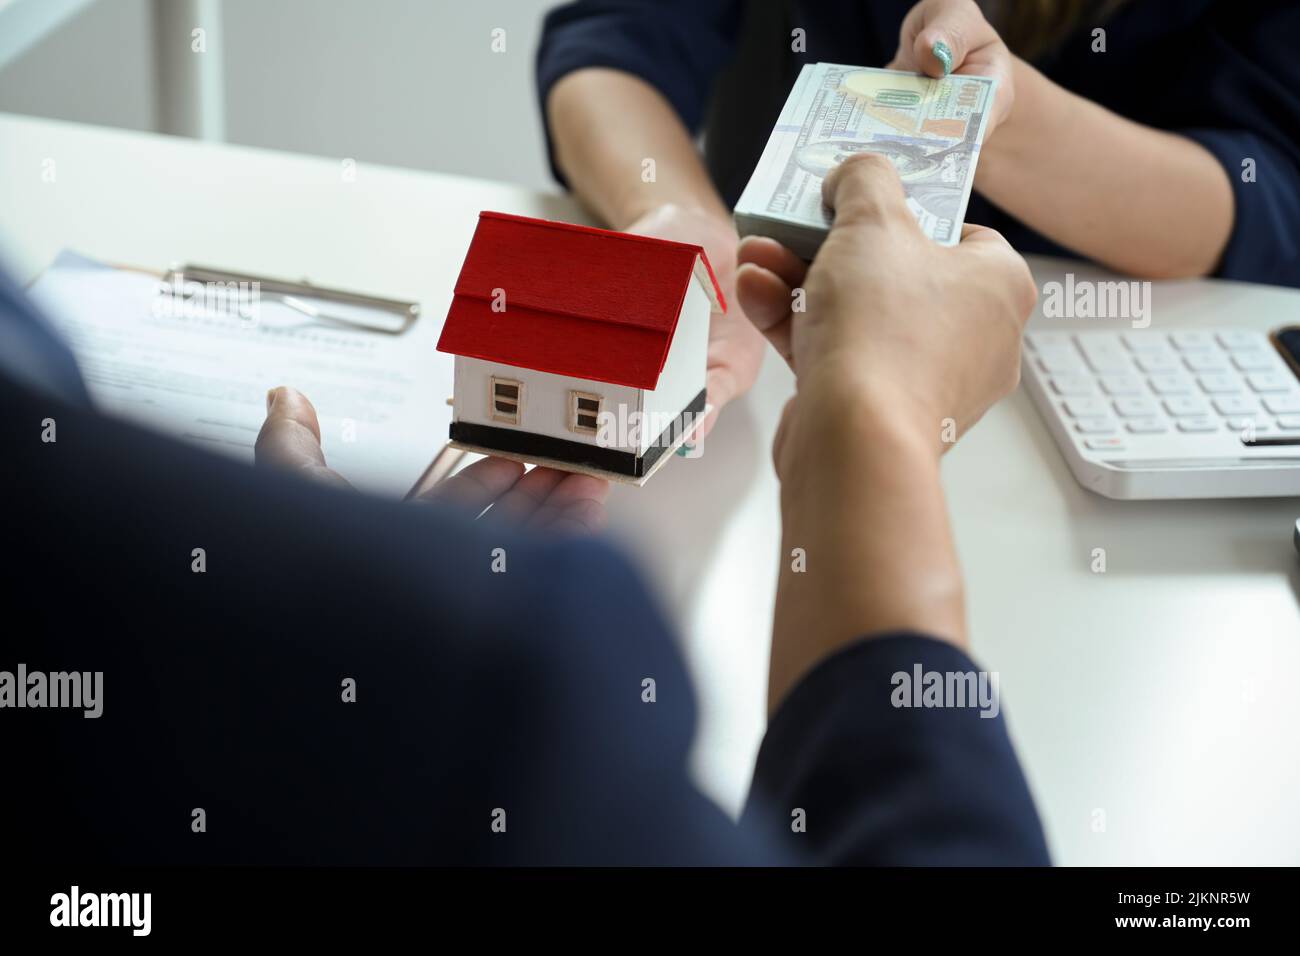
left=436, top=211, right=725, bottom=483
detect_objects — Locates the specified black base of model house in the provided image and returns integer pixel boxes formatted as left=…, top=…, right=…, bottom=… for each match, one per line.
left=450, top=389, right=706, bottom=478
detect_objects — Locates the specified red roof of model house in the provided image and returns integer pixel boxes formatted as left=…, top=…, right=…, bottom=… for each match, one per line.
left=436, top=211, right=726, bottom=390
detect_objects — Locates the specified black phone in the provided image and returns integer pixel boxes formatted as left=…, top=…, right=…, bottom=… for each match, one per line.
left=1271, top=325, right=1300, bottom=381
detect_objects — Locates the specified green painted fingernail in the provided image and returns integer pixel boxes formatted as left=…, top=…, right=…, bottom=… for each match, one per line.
left=932, top=40, right=953, bottom=76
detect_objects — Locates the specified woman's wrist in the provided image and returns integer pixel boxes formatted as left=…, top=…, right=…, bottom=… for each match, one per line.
left=615, top=196, right=734, bottom=234
left=976, top=57, right=1073, bottom=194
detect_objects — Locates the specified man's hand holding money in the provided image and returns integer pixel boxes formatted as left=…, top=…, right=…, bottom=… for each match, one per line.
left=733, top=153, right=1037, bottom=711
left=736, top=153, right=1036, bottom=475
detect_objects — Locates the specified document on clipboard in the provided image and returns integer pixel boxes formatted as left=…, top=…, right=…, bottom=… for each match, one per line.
left=29, top=251, right=451, bottom=496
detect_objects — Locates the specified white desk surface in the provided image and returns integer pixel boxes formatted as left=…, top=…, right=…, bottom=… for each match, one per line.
left=3, top=112, right=1298, bottom=865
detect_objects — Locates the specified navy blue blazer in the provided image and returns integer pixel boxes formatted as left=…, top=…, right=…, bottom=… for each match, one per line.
left=0, top=268, right=1047, bottom=865
left=537, top=0, right=1300, bottom=287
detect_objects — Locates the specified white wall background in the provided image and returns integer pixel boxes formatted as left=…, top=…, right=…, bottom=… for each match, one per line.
left=0, top=0, right=559, bottom=192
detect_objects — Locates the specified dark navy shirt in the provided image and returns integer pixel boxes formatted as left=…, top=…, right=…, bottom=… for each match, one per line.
left=537, top=0, right=1300, bottom=287
left=1, top=265, right=1048, bottom=865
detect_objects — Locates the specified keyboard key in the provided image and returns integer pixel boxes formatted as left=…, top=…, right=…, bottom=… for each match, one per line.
left=1074, top=417, right=1117, bottom=434
left=1033, top=342, right=1077, bottom=358
left=1246, top=372, right=1292, bottom=393
left=1084, top=352, right=1133, bottom=373
left=1217, top=330, right=1264, bottom=351
left=1213, top=395, right=1258, bottom=416
left=1198, top=374, right=1242, bottom=394
left=1135, top=353, right=1181, bottom=373
left=1125, top=418, right=1169, bottom=434
left=1049, top=374, right=1095, bottom=396
left=1038, top=353, right=1085, bottom=374
left=1075, top=332, right=1123, bottom=351
left=1226, top=417, right=1271, bottom=434
left=1171, top=331, right=1214, bottom=350
left=1232, top=351, right=1276, bottom=371
left=1149, top=374, right=1194, bottom=395
left=1163, top=396, right=1209, bottom=417
left=1098, top=373, right=1143, bottom=395
left=1085, top=436, right=1127, bottom=451
left=1177, top=417, right=1219, bottom=433
left=1184, top=352, right=1230, bottom=372
left=1064, top=397, right=1108, bottom=418
left=1113, top=397, right=1158, bottom=418
left=1025, top=332, right=1072, bottom=351
left=1277, top=415, right=1300, bottom=430
left=1263, top=394, right=1300, bottom=414
left=1122, top=333, right=1168, bottom=353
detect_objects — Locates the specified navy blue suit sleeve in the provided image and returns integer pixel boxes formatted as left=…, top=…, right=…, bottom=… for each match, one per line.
left=1177, top=1, right=1300, bottom=285
left=0, top=361, right=777, bottom=865
left=535, top=0, right=744, bottom=185
left=0, top=267, right=90, bottom=407
left=1183, top=131, right=1300, bottom=286
left=742, top=634, right=1050, bottom=865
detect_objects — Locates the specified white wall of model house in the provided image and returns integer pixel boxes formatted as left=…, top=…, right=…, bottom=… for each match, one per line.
left=451, top=264, right=714, bottom=457
left=637, top=271, right=711, bottom=454
left=454, top=356, right=642, bottom=453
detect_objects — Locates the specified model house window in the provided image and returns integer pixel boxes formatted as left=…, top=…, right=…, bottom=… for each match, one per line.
left=490, top=377, right=522, bottom=425
left=569, top=391, right=602, bottom=435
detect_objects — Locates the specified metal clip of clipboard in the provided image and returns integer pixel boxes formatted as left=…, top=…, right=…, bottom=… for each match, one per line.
left=167, top=264, right=420, bottom=335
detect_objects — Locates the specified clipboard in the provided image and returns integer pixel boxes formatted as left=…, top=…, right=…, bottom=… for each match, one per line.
left=164, top=264, right=421, bottom=335
left=33, top=252, right=422, bottom=335
left=30, top=249, right=449, bottom=496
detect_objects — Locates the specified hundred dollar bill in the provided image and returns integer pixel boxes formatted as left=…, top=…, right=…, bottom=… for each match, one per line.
left=734, top=63, right=997, bottom=258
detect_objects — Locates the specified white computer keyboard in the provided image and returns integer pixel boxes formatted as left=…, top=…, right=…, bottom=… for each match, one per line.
left=1023, top=328, right=1300, bottom=499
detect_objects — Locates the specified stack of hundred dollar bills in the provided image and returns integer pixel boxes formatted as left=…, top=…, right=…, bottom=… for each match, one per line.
left=734, top=63, right=997, bottom=258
